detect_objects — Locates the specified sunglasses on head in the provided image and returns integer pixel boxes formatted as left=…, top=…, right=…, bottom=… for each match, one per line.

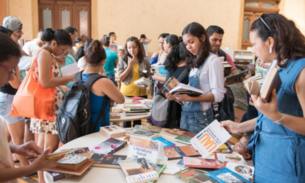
left=259, top=14, right=272, bottom=33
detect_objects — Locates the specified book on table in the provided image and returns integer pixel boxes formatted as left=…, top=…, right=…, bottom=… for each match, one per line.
left=133, top=125, right=161, bottom=133
left=90, top=138, right=127, bottom=154
left=162, top=165, right=186, bottom=175
left=126, top=129, right=159, bottom=139
left=225, top=162, right=254, bottom=180
left=260, top=60, right=282, bottom=103
left=169, top=83, right=204, bottom=96
left=164, top=145, right=200, bottom=160
left=123, top=111, right=150, bottom=116
left=207, top=167, right=251, bottom=183
left=174, top=131, right=196, bottom=144
left=183, top=156, right=227, bottom=169
left=152, top=136, right=175, bottom=148
left=100, top=125, right=126, bottom=138
left=162, top=77, right=184, bottom=105
left=58, top=147, right=92, bottom=158
left=175, top=168, right=218, bottom=183
left=119, top=158, right=159, bottom=183
left=149, top=163, right=167, bottom=183
left=90, top=153, right=127, bottom=168
left=110, top=113, right=121, bottom=119
left=165, top=128, right=187, bottom=136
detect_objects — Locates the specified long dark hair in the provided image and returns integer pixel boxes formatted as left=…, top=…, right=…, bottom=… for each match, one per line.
left=182, top=22, right=211, bottom=71
left=251, top=13, right=305, bottom=67
left=122, top=36, right=145, bottom=64
left=0, top=33, right=21, bottom=63
left=76, top=38, right=93, bottom=61
left=41, top=28, right=72, bottom=46
left=164, top=35, right=184, bottom=72
left=85, top=40, right=106, bottom=66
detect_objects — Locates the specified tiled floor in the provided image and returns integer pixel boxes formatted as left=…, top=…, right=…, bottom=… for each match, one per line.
left=17, top=107, right=246, bottom=183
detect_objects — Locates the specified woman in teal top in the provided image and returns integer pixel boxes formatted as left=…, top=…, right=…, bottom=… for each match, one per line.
left=220, top=13, right=305, bottom=182
left=81, top=39, right=124, bottom=132
left=102, top=36, right=119, bottom=85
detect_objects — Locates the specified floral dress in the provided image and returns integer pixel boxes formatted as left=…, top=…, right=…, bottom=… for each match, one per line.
left=30, top=55, right=64, bottom=134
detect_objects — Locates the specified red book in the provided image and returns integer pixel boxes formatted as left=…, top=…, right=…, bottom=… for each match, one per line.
left=183, top=157, right=227, bottom=169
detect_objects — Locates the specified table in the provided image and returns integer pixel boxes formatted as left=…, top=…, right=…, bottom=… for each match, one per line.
left=44, top=128, right=187, bottom=183
left=110, top=99, right=152, bottom=125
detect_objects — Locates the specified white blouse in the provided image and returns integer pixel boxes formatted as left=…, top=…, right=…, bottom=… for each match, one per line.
left=189, top=54, right=226, bottom=111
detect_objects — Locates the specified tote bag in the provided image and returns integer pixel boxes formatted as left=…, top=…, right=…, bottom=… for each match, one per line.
left=10, top=51, right=56, bottom=121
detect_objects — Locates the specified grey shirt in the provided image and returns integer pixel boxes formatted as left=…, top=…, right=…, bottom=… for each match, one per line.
left=117, top=56, right=151, bottom=85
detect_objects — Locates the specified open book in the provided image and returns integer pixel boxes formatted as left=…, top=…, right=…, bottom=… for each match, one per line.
left=225, top=70, right=248, bottom=83
left=169, top=83, right=203, bottom=96
left=151, top=64, right=168, bottom=77
left=162, top=77, right=184, bottom=105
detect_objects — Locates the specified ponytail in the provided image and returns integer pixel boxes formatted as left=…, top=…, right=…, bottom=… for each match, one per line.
left=85, top=39, right=106, bottom=66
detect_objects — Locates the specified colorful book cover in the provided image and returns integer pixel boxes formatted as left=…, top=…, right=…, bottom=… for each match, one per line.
left=166, top=128, right=186, bottom=136
left=163, top=77, right=184, bottom=105
left=90, top=153, right=127, bottom=168
left=164, top=146, right=183, bottom=160
left=119, top=158, right=159, bottom=183
left=152, top=136, right=175, bottom=148
left=190, top=120, right=231, bottom=158
left=164, top=145, right=200, bottom=160
left=100, top=125, right=125, bottom=138
left=44, top=172, right=73, bottom=181
left=175, top=168, right=218, bottom=183
left=126, top=130, right=158, bottom=139
left=58, top=156, right=87, bottom=164
left=183, top=157, right=227, bottom=169
left=90, top=138, right=127, bottom=154
left=61, top=147, right=92, bottom=158
left=162, top=165, right=186, bottom=175
left=226, top=162, right=254, bottom=179
left=128, top=136, right=162, bottom=163
left=149, top=163, right=167, bottom=183
left=216, top=154, right=245, bottom=165
left=175, top=133, right=194, bottom=144
left=133, top=125, right=161, bottom=133
left=207, top=167, right=251, bottom=183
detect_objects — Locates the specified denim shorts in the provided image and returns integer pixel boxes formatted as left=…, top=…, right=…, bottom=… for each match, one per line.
left=0, top=92, right=24, bottom=124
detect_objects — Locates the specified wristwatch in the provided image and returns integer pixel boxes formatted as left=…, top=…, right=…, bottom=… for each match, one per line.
left=274, top=113, right=284, bottom=125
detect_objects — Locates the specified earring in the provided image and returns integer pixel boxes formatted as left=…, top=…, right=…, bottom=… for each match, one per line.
left=269, top=47, right=272, bottom=53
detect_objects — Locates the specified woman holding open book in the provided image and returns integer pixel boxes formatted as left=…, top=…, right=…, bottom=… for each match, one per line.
left=117, top=37, right=151, bottom=127
left=220, top=13, right=305, bottom=182
left=174, top=22, right=225, bottom=133
left=162, top=39, right=189, bottom=128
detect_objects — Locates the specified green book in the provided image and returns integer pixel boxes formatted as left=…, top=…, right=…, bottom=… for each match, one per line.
left=149, top=163, right=167, bottom=183
left=174, top=132, right=196, bottom=144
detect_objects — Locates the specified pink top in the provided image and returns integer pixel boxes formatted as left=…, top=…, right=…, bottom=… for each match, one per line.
left=0, top=117, right=17, bottom=183
left=216, top=50, right=236, bottom=70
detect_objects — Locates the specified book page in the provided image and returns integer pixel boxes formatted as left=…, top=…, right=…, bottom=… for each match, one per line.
left=61, top=63, right=79, bottom=77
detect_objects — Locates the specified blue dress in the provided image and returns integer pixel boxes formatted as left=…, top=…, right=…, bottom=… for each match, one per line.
left=248, top=58, right=305, bottom=182
left=82, top=73, right=110, bottom=132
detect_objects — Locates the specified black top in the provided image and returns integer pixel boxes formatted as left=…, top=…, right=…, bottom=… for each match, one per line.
left=163, top=66, right=189, bottom=129
left=0, top=83, right=17, bottom=95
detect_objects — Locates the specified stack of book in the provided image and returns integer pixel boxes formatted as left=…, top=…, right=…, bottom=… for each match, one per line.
left=126, top=125, right=160, bottom=139
left=123, top=104, right=151, bottom=116
left=100, top=125, right=126, bottom=138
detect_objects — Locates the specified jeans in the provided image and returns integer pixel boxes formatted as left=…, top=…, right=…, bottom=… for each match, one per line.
left=106, top=74, right=117, bottom=87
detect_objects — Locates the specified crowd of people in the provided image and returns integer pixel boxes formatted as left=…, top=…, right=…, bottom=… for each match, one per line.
left=0, top=12, right=305, bottom=183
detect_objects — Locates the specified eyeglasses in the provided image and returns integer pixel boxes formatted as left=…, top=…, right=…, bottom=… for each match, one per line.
left=0, top=62, right=15, bottom=75
left=259, top=15, right=272, bottom=33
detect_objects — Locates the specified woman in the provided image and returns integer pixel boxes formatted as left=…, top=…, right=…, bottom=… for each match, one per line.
left=73, top=37, right=83, bottom=53
left=150, top=33, right=169, bottom=65
left=102, top=36, right=119, bottom=85
left=0, top=32, right=63, bottom=183
left=220, top=13, right=305, bottom=182
left=54, top=53, right=76, bottom=91
left=82, top=40, right=124, bottom=132
left=0, top=26, right=28, bottom=167
left=29, top=28, right=75, bottom=183
left=175, top=22, right=225, bottom=133
left=117, top=36, right=151, bottom=127
left=161, top=36, right=189, bottom=128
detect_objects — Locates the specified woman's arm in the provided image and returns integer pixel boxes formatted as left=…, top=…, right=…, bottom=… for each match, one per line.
left=38, top=50, right=74, bottom=89
left=220, top=118, right=257, bottom=134
left=253, top=68, right=305, bottom=135
left=92, top=78, right=125, bottom=104
left=152, top=75, right=166, bottom=82
left=8, top=66, right=21, bottom=89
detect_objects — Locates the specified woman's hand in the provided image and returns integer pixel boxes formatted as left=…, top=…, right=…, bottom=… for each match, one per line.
left=162, top=91, right=175, bottom=101
left=10, top=141, right=42, bottom=158
left=59, top=85, right=69, bottom=93
left=251, top=89, right=281, bottom=121
left=219, top=120, right=240, bottom=134
left=31, top=148, right=64, bottom=170
left=174, top=94, right=191, bottom=102
left=128, top=56, right=136, bottom=66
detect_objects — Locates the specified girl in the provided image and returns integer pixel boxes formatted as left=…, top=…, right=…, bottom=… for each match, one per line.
left=220, top=13, right=305, bottom=182
left=82, top=39, right=124, bottom=132
left=162, top=35, right=189, bottom=128
left=30, top=28, right=75, bottom=183
left=117, top=37, right=151, bottom=127
left=175, top=22, right=225, bottom=133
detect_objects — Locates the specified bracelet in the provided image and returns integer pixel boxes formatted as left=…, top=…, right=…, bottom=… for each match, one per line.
left=274, top=113, right=284, bottom=125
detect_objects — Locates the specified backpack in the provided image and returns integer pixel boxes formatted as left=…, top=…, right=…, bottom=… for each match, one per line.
left=213, top=86, right=235, bottom=121
left=56, top=72, right=109, bottom=144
